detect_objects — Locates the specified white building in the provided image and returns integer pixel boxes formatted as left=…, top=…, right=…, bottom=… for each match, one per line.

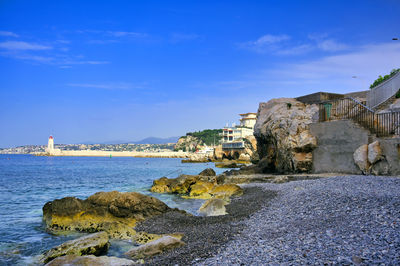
left=221, top=113, right=257, bottom=149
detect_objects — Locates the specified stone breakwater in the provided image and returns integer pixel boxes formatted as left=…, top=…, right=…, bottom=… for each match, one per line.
left=198, top=175, right=400, bottom=265
left=35, top=150, right=189, bottom=158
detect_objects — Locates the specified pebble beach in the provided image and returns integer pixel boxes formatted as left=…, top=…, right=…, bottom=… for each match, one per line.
left=138, top=175, right=400, bottom=265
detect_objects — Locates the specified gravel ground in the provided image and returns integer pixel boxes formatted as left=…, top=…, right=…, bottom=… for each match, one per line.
left=198, top=175, right=400, bottom=265
left=135, top=187, right=277, bottom=265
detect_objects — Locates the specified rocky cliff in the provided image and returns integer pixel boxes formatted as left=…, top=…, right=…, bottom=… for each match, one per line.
left=253, top=98, right=319, bottom=173
left=174, top=135, right=203, bottom=152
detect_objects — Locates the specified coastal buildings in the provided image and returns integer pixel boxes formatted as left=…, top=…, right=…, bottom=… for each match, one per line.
left=221, top=113, right=257, bottom=149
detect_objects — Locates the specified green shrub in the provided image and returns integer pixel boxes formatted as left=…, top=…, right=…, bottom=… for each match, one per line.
left=396, top=89, right=400, bottom=99
left=370, top=68, right=400, bottom=89
left=186, top=129, right=222, bottom=146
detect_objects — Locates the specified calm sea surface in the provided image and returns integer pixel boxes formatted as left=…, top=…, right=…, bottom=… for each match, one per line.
left=0, top=154, right=224, bottom=265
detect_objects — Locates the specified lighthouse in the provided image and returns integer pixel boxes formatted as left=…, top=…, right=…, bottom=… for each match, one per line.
left=47, top=136, right=54, bottom=152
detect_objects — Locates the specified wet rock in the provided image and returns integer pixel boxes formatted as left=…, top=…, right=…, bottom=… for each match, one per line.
left=199, top=198, right=228, bottom=216
left=45, top=254, right=137, bottom=266
left=189, top=181, right=214, bottom=198
left=125, top=236, right=185, bottom=259
left=210, top=184, right=243, bottom=197
left=215, top=162, right=241, bottom=168
left=40, top=232, right=110, bottom=264
left=42, top=191, right=170, bottom=238
left=199, top=168, right=216, bottom=176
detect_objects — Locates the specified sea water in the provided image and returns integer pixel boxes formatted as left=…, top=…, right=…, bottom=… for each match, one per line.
left=0, top=154, right=224, bottom=265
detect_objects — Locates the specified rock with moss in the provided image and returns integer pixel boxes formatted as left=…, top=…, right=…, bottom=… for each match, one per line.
left=40, top=232, right=110, bottom=264
left=45, top=255, right=137, bottom=266
left=125, top=236, right=185, bottom=259
left=42, top=191, right=171, bottom=239
left=210, top=184, right=243, bottom=197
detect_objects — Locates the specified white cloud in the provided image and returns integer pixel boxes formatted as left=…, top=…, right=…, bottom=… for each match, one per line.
left=0, top=41, right=52, bottom=50
left=106, top=31, right=146, bottom=38
left=170, top=33, right=200, bottom=43
left=241, top=33, right=350, bottom=55
left=276, top=44, right=313, bottom=55
left=240, top=34, right=290, bottom=53
left=0, top=31, right=19, bottom=37
left=253, top=34, right=290, bottom=45
left=205, top=41, right=400, bottom=100
left=317, top=39, right=349, bottom=52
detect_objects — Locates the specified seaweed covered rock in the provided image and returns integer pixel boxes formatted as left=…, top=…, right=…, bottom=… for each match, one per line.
left=198, top=168, right=216, bottom=176
left=42, top=191, right=170, bottom=239
left=45, top=255, right=136, bottom=266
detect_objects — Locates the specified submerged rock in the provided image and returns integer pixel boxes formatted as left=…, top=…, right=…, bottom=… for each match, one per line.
left=42, top=191, right=170, bottom=238
left=199, top=198, right=228, bottom=216
left=125, top=236, right=185, bottom=259
left=45, top=254, right=137, bottom=266
left=40, top=232, right=110, bottom=264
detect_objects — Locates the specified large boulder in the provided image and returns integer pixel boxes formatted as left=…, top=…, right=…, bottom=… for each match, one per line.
left=254, top=98, right=318, bottom=173
left=42, top=191, right=170, bottom=239
left=188, top=181, right=214, bottom=198
left=40, top=232, right=110, bottom=264
left=368, top=141, right=383, bottom=164
left=199, top=198, right=228, bottom=216
left=125, top=236, right=185, bottom=259
left=210, top=184, right=243, bottom=197
left=353, top=144, right=369, bottom=174
left=45, top=255, right=137, bottom=266
left=199, top=168, right=216, bottom=176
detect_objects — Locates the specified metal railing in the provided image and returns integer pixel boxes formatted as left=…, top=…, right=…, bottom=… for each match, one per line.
left=367, top=71, right=400, bottom=109
left=376, top=111, right=400, bottom=137
left=319, top=97, right=400, bottom=137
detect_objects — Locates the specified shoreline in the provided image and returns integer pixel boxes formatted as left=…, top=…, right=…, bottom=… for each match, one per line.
left=135, top=186, right=277, bottom=265
left=139, top=175, right=400, bottom=265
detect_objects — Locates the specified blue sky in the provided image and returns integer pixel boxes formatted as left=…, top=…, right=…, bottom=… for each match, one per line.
left=0, top=0, right=399, bottom=147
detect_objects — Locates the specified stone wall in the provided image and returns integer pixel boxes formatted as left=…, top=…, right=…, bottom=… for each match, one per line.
left=309, top=120, right=369, bottom=174
left=310, top=120, right=400, bottom=175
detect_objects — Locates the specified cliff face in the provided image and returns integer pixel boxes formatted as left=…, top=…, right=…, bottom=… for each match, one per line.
left=174, top=136, right=203, bottom=152
left=254, top=98, right=319, bottom=173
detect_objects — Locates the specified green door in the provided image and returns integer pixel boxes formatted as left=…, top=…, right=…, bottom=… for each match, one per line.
left=323, top=103, right=332, bottom=120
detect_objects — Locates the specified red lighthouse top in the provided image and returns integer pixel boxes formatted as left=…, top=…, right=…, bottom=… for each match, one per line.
left=49, top=136, right=53, bottom=139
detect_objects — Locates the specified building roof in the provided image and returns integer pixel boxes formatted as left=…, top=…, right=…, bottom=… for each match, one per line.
left=240, top=117, right=257, bottom=120
left=239, top=112, right=257, bottom=116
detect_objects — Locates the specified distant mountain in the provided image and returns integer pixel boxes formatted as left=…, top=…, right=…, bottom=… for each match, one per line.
left=133, top=136, right=180, bottom=144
